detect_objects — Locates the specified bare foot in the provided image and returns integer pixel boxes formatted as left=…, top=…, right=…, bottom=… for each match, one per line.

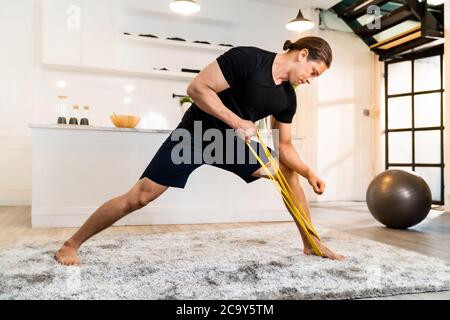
left=303, top=237, right=346, bottom=261
left=54, top=242, right=81, bottom=266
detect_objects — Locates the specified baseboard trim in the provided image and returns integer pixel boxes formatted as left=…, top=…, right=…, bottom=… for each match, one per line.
left=32, top=209, right=291, bottom=228
left=0, top=189, right=32, bottom=206
left=32, top=205, right=292, bottom=228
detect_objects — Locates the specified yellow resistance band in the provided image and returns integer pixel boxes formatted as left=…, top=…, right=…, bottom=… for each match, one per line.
left=246, top=131, right=323, bottom=257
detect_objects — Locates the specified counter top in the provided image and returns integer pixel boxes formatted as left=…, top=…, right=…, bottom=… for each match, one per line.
left=29, top=124, right=173, bottom=134
left=29, top=124, right=306, bottom=140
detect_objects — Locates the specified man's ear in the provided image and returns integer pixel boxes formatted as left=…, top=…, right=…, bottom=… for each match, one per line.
left=298, top=49, right=309, bottom=61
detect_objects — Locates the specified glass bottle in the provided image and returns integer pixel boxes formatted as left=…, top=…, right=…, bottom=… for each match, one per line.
left=57, top=96, right=68, bottom=125
left=69, top=105, right=79, bottom=125
left=80, top=106, right=90, bottom=126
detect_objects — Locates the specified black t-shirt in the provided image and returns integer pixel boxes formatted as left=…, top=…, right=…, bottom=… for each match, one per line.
left=182, top=46, right=297, bottom=131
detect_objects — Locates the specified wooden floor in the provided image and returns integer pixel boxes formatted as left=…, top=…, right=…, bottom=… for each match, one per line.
left=1, top=203, right=449, bottom=300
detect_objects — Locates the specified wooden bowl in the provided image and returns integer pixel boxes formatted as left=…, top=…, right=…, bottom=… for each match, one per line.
left=110, top=114, right=141, bottom=128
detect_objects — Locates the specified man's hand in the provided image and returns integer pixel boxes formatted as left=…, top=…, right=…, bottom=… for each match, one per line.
left=307, top=172, right=326, bottom=195
left=234, top=119, right=257, bottom=144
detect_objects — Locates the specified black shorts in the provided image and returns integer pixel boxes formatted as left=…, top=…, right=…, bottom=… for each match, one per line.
left=139, top=122, right=273, bottom=189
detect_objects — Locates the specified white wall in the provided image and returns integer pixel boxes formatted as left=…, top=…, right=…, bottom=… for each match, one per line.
left=0, top=0, right=36, bottom=205
left=0, top=0, right=375, bottom=205
left=295, top=10, right=376, bottom=202
left=315, top=29, right=375, bottom=201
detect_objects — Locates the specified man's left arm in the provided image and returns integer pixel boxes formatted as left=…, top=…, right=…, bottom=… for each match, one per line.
left=272, top=119, right=326, bottom=195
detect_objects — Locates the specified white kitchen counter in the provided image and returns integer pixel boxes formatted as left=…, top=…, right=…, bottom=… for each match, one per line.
left=29, top=124, right=173, bottom=134
left=29, top=124, right=295, bottom=228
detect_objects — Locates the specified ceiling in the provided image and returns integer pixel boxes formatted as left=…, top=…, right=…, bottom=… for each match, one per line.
left=249, top=0, right=341, bottom=9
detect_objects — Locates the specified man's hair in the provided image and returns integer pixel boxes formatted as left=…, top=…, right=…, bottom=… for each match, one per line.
left=283, top=36, right=333, bottom=68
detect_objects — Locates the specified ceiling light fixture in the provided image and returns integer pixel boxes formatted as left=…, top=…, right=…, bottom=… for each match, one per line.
left=286, top=9, right=315, bottom=33
left=169, top=0, right=201, bottom=15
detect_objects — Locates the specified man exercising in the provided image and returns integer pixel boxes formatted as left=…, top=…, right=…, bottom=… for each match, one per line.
left=55, top=36, right=345, bottom=266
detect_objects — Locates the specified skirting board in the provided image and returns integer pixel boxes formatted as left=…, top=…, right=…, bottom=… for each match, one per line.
left=31, top=205, right=292, bottom=228
left=0, top=189, right=32, bottom=206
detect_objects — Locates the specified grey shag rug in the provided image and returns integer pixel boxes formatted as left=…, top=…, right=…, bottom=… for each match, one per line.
left=1, top=224, right=449, bottom=300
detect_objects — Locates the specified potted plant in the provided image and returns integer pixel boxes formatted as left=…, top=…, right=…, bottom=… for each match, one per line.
left=179, top=96, right=193, bottom=115
left=257, top=116, right=271, bottom=132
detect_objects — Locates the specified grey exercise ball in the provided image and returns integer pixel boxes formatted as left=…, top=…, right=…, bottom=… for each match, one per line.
left=366, top=170, right=432, bottom=229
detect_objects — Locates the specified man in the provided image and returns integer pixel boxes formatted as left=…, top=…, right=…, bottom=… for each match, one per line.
left=55, top=36, right=345, bottom=266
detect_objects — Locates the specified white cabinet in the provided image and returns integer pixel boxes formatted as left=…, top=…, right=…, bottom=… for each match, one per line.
left=42, top=0, right=117, bottom=68
left=82, top=0, right=118, bottom=68
left=40, top=0, right=234, bottom=81
left=30, top=125, right=288, bottom=228
left=42, top=0, right=82, bottom=66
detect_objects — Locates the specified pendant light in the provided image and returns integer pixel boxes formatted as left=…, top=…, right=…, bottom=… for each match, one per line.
left=286, top=9, right=315, bottom=32
left=169, top=0, right=201, bottom=15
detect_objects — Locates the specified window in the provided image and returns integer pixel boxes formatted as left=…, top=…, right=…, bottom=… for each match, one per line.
left=385, top=49, right=444, bottom=204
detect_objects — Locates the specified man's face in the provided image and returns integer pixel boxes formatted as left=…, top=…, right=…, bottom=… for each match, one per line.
left=290, top=49, right=328, bottom=86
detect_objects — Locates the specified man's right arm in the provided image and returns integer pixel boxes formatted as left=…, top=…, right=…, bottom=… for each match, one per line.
left=187, top=61, right=256, bottom=142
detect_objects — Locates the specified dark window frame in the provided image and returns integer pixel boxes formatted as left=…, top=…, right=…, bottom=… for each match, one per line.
left=385, top=48, right=444, bottom=205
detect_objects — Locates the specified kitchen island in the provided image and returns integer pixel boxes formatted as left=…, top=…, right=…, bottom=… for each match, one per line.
left=29, top=124, right=295, bottom=228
